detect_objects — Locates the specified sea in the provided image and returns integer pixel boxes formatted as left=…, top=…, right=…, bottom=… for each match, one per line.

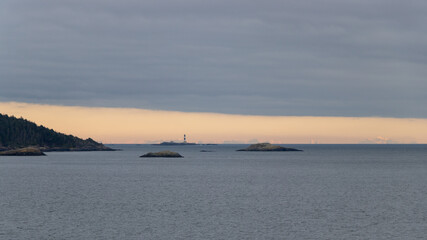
left=1, top=144, right=426, bottom=239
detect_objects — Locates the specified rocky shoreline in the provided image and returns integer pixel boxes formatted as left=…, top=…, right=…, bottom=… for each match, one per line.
left=0, top=147, right=46, bottom=156
left=0, top=145, right=116, bottom=156
left=40, top=146, right=115, bottom=152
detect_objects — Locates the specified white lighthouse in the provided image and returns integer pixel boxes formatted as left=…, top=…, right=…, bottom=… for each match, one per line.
left=184, top=134, right=187, bottom=143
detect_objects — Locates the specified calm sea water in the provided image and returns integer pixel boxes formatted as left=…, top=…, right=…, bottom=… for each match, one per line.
left=1, top=144, right=426, bottom=239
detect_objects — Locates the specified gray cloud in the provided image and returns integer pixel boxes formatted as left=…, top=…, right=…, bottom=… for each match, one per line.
left=1, top=0, right=427, bottom=117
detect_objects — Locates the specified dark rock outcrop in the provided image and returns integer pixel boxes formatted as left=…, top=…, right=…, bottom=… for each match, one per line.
left=237, top=143, right=302, bottom=152
left=0, top=147, right=46, bottom=156
left=140, top=151, right=183, bottom=158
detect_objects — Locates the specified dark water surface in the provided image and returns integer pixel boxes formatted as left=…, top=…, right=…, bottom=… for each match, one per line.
left=1, top=144, right=427, bottom=239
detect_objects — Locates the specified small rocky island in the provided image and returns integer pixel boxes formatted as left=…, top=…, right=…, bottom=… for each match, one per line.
left=0, top=147, right=46, bottom=156
left=152, top=134, right=197, bottom=146
left=153, top=141, right=197, bottom=146
left=140, top=151, right=183, bottom=158
left=237, top=143, right=302, bottom=152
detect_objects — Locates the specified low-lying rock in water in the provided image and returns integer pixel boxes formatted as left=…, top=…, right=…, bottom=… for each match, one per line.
left=0, top=147, right=46, bottom=156
left=40, top=145, right=116, bottom=152
left=140, top=151, right=183, bottom=158
left=237, top=143, right=302, bottom=152
left=200, top=150, right=214, bottom=152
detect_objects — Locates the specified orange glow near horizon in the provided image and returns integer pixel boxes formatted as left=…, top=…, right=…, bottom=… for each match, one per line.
left=1, top=101, right=427, bottom=144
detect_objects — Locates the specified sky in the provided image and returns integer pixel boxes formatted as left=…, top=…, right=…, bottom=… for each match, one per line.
left=1, top=1, right=426, bottom=143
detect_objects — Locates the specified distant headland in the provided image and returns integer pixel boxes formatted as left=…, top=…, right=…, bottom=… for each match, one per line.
left=0, top=113, right=114, bottom=155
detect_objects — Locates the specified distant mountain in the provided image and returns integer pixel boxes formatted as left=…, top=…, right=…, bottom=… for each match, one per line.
left=0, top=113, right=113, bottom=151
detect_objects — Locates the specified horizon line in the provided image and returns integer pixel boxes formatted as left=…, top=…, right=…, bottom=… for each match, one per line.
left=1, top=101, right=426, bottom=144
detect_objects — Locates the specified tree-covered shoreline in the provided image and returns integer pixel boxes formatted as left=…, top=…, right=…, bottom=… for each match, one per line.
left=0, top=113, right=113, bottom=151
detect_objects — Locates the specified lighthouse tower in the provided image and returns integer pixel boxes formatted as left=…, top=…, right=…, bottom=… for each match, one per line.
left=184, top=134, right=187, bottom=143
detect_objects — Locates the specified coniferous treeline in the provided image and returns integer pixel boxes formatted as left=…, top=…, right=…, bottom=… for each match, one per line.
left=0, top=113, right=107, bottom=150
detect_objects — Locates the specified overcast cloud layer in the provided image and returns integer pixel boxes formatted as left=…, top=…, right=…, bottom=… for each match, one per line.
left=1, top=0, right=427, bottom=117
